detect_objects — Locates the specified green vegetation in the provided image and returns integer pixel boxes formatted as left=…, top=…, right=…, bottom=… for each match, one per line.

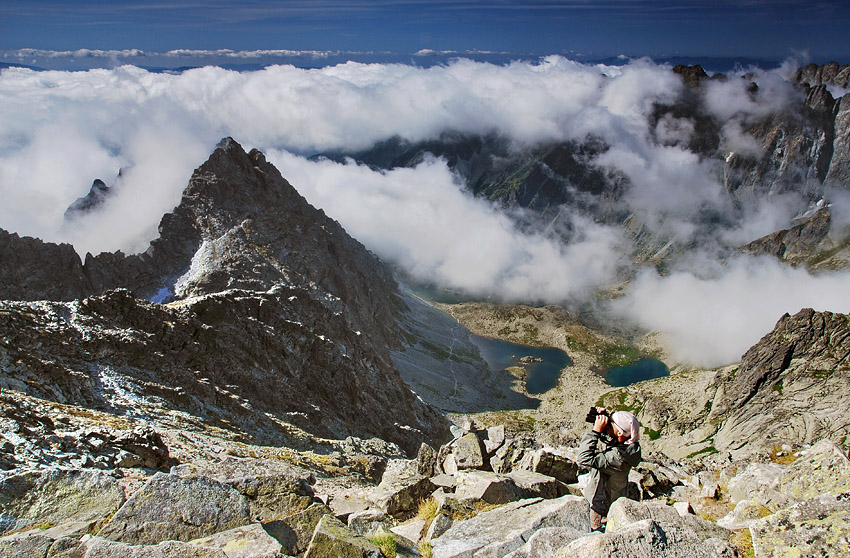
left=772, top=380, right=783, bottom=395
left=368, top=533, right=397, bottom=558
left=418, top=541, right=433, bottom=558
left=687, top=445, right=719, bottom=459
left=497, top=322, right=542, bottom=346
left=644, top=426, right=662, bottom=441
left=596, top=343, right=651, bottom=370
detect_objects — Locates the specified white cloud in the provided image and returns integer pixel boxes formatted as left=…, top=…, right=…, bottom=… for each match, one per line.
left=614, top=256, right=850, bottom=367
left=268, top=151, right=625, bottom=303
left=0, top=56, right=848, bottom=368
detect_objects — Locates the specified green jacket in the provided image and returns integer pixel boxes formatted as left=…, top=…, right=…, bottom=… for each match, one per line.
left=576, top=430, right=642, bottom=515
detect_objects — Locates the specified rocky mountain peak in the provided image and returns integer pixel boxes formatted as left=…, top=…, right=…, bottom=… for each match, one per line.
left=795, top=61, right=850, bottom=89
left=672, top=64, right=708, bottom=86
left=0, top=138, right=449, bottom=456
left=64, top=178, right=112, bottom=221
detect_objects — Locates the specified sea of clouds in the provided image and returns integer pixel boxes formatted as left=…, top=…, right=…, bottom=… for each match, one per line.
left=0, top=55, right=847, bottom=366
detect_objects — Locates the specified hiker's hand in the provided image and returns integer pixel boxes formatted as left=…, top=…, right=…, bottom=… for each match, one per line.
left=593, top=412, right=609, bottom=433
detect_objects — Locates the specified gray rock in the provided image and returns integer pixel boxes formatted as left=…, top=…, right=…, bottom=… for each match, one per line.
left=604, top=498, right=731, bottom=541
left=0, top=530, right=53, bottom=558
left=369, top=470, right=436, bottom=518
left=709, top=310, right=850, bottom=459
left=172, top=457, right=316, bottom=522
left=96, top=472, right=251, bottom=545
left=517, top=449, right=579, bottom=484
left=416, top=443, right=439, bottom=477
left=263, top=502, right=332, bottom=556
left=0, top=469, right=125, bottom=536
left=454, top=470, right=528, bottom=505
left=190, top=523, right=283, bottom=558
left=778, top=439, right=850, bottom=501
left=429, top=474, right=457, bottom=491
left=826, top=94, right=850, bottom=187
left=347, top=509, right=393, bottom=536
left=506, top=470, right=564, bottom=499
left=503, top=526, right=584, bottom=558
left=724, top=461, right=786, bottom=504
left=391, top=519, right=426, bottom=544
left=453, top=433, right=485, bottom=470
left=489, top=440, right=524, bottom=474
left=716, top=498, right=772, bottom=530
left=425, top=512, right=452, bottom=541
left=303, top=515, right=383, bottom=558
left=484, top=426, right=506, bottom=455
left=556, top=519, right=737, bottom=558
left=751, top=492, right=850, bottom=558
left=430, top=495, right=588, bottom=558
left=673, top=501, right=693, bottom=516
left=66, top=535, right=229, bottom=557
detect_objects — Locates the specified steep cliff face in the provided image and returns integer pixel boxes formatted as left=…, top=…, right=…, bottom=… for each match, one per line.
left=707, top=309, right=850, bottom=456
left=0, top=139, right=449, bottom=455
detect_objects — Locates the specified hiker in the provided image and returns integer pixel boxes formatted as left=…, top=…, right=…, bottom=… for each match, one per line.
left=577, top=408, right=641, bottom=532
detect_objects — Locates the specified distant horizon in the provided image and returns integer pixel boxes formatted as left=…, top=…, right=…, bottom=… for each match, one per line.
left=2, top=46, right=836, bottom=74
left=2, top=1, right=848, bottom=66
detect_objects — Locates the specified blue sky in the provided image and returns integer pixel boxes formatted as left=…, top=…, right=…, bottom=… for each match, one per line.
left=1, top=0, right=848, bottom=61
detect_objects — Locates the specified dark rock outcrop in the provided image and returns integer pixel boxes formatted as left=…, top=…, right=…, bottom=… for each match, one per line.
left=743, top=205, right=831, bottom=263
left=64, top=178, right=112, bottom=220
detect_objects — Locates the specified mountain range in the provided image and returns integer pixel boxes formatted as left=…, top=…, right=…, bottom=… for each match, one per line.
left=1, top=61, right=850, bottom=557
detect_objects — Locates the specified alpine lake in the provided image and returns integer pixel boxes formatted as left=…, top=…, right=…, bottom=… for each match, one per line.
left=468, top=334, right=668, bottom=393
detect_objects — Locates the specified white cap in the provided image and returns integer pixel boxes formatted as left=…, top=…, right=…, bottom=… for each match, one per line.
left=611, top=411, right=640, bottom=444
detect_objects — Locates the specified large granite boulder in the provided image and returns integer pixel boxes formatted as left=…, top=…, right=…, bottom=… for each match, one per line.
left=96, top=472, right=252, bottom=545
left=172, top=458, right=316, bottom=522
left=0, top=469, right=125, bottom=535
left=750, top=492, right=850, bottom=558
left=777, top=439, right=850, bottom=500
left=517, top=449, right=579, bottom=485
left=190, top=523, right=284, bottom=558
left=454, top=470, right=529, bottom=505
left=430, top=495, right=588, bottom=558
left=303, top=514, right=383, bottom=558
left=262, top=502, right=332, bottom=556
left=368, top=459, right=436, bottom=517
left=604, top=498, right=731, bottom=541
left=556, top=519, right=737, bottom=558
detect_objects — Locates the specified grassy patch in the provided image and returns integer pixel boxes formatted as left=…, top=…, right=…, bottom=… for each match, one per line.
left=596, top=343, right=652, bottom=370
left=418, top=541, right=434, bottom=558
left=768, top=444, right=799, bottom=466
left=730, top=528, right=755, bottom=558
left=416, top=497, right=439, bottom=523
left=644, top=426, right=662, bottom=441
left=368, top=533, right=397, bottom=558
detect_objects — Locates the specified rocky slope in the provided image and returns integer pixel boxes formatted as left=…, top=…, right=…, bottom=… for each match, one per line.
left=0, top=138, right=449, bottom=455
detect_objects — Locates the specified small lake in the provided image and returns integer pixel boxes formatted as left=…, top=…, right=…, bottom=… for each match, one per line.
left=602, top=358, right=670, bottom=387
left=468, top=334, right=572, bottom=394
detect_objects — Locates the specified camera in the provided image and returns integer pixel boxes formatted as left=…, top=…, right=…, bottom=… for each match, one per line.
left=585, top=406, right=610, bottom=423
